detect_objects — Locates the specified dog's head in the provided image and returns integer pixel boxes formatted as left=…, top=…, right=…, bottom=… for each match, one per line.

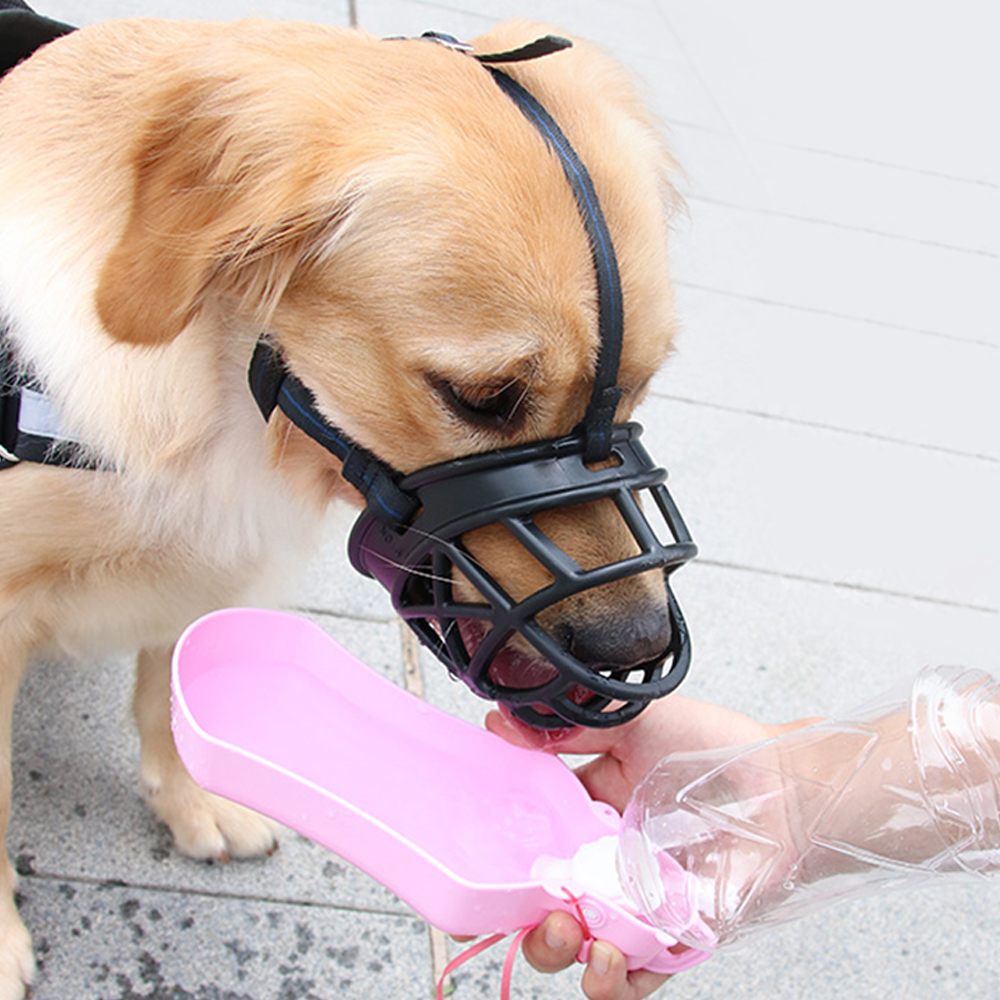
left=93, top=22, right=692, bottom=727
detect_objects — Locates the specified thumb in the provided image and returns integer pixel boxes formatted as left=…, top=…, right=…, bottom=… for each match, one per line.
left=573, top=754, right=635, bottom=813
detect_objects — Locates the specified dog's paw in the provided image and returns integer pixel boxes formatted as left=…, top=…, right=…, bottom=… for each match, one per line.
left=142, top=767, right=279, bottom=861
left=0, top=899, right=34, bottom=1000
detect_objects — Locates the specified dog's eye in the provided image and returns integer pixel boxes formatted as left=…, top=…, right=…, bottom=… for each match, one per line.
left=429, top=376, right=527, bottom=431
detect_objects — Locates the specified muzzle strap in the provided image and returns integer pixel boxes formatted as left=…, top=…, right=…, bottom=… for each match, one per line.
left=248, top=342, right=418, bottom=525
left=484, top=67, right=625, bottom=463
left=248, top=34, right=627, bottom=519
left=423, top=32, right=627, bottom=462
left=468, top=33, right=572, bottom=64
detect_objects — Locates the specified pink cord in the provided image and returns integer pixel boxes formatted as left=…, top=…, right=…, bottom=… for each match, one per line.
left=435, top=926, right=536, bottom=1000
left=436, top=888, right=597, bottom=998
left=560, top=888, right=594, bottom=943
left=436, top=932, right=505, bottom=999
left=500, top=927, right=533, bottom=998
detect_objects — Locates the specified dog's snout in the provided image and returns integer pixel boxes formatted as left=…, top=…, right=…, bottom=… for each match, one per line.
left=566, top=600, right=672, bottom=668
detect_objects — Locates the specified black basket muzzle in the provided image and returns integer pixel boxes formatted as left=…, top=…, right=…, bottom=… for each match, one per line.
left=347, top=423, right=696, bottom=728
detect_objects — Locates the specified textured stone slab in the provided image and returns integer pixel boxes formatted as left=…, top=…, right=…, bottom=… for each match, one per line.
left=19, top=877, right=431, bottom=1000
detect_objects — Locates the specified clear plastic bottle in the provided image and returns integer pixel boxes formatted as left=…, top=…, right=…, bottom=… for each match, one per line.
left=616, top=665, right=1000, bottom=952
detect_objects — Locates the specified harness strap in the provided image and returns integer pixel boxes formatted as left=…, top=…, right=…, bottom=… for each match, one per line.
left=0, top=336, right=19, bottom=468
left=0, top=3, right=79, bottom=470
left=0, top=328, right=95, bottom=469
left=0, top=0, right=74, bottom=80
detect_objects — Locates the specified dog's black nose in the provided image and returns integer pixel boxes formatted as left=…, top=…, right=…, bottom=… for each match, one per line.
left=566, top=601, right=673, bottom=668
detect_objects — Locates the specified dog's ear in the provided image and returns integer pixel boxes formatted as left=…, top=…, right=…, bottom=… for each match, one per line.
left=95, top=86, right=348, bottom=347
left=96, top=93, right=231, bottom=346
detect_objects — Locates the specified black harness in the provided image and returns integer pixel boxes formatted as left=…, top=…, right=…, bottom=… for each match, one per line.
left=0, top=0, right=75, bottom=469
left=0, top=0, right=71, bottom=70
left=0, top=21, right=698, bottom=728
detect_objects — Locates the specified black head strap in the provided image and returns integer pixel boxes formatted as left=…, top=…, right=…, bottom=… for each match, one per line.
left=481, top=66, right=624, bottom=462
left=407, top=32, right=626, bottom=462
left=428, top=32, right=625, bottom=461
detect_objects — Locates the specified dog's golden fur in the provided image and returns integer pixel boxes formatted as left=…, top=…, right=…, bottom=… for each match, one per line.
left=0, top=17, right=679, bottom=995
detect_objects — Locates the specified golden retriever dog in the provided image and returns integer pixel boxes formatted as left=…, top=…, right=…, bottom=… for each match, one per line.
left=0, top=15, right=679, bottom=995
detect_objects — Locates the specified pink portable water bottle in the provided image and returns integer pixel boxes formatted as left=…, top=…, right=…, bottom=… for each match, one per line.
left=172, top=609, right=999, bottom=973
left=170, top=608, right=709, bottom=975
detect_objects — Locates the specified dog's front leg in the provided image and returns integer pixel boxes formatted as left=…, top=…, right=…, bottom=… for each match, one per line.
left=0, top=642, right=34, bottom=1000
left=134, top=645, right=279, bottom=860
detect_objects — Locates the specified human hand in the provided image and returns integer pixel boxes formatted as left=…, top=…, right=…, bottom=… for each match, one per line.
left=519, top=909, right=671, bottom=1000
left=485, top=696, right=794, bottom=999
left=485, top=694, right=778, bottom=812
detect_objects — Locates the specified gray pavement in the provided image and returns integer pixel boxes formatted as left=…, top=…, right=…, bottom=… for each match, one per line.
left=11, top=2, right=999, bottom=998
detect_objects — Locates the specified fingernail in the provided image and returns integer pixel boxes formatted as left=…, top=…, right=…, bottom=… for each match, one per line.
left=590, top=942, right=613, bottom=978
left=544, top=923, right=567, bottom=952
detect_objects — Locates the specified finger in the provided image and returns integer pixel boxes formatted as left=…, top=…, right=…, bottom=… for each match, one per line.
left=484, top=710, right=604, bottom=753
left=485, top=709, right=636, bottom=756
left=621, top=969, right=672, bottom=1000
left=520, top=911, right=584, bottom=974
left=484, top=709, right=543, bottom=748
left=581, top=941, right=671, bottom=1000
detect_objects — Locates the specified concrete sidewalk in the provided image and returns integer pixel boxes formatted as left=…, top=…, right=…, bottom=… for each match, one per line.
left=12, top=2, right=998, bottom=998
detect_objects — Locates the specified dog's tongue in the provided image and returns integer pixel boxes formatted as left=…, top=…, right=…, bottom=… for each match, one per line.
left=486, top=641, right=558, bottom=691
left=455, top=620, right=592, bottom=737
